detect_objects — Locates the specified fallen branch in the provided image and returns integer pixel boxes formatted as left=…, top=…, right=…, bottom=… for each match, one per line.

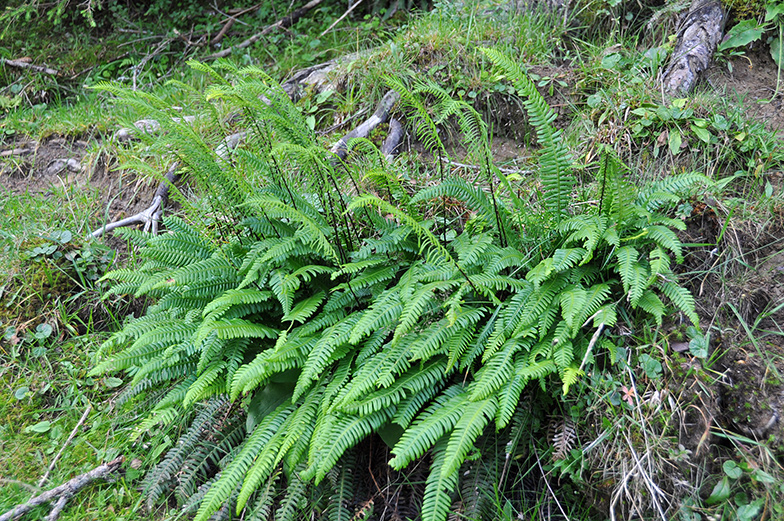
left=205, top=0, right=325, bottom=61
left=331, top=90, right=401, bottom=161
left=0, top=456, right=124, bottom=521
left=1, top=59, right=59, bottom=76
left=91, top=162, right=180, bottom=238
left=319, top=0, right=364, bottom=38
left=211, top=3, right=262, bottom=45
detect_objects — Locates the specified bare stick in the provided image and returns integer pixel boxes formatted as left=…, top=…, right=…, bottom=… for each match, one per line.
left=319, top=0, right=365, bottom=38
left=331, top=90, right=400, bottom=161
left=1, top=59, right=59, bottom=76
left=38, top=404, right=92, bottom=488
left=132, top=37, right=175, bottom=90
left=45, top=496, right=68, bottom=521
left=205, top=0, right=325, bottom=61
left=91, top=162, right=180, bottom=238
left=0, top=456, right=124, bottom=521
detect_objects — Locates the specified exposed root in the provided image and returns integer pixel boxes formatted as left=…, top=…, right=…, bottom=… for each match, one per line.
left=331, top=90, right=401, bottom=161
left=91, top=162, right=179, bottom=238
left=381, top=117, right=405, bottom=161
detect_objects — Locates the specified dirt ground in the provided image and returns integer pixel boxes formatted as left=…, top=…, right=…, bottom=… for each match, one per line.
left=0, top=136, right=158, bottom=232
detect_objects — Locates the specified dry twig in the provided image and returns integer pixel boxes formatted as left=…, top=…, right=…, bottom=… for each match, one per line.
left=0, top=456, right=124, bottom=521
left=38, top=404, right=93, bottom=488
left=205, top=0, right=325, bottom=60
left=1, top=59, right=59, bottom=76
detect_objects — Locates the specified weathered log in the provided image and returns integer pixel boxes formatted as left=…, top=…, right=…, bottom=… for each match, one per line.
left=381, top=117, right=405, bottom=161
left=0, top=456, right=124, bottom=521
left=661, top=0, right=725, bottom=96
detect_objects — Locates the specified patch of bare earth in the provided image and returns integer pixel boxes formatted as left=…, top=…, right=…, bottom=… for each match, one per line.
left=0, top=136, right=158, bottom=243
left=705, top=46, right=784, bottom=135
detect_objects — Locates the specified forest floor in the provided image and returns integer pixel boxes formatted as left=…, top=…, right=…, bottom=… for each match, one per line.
left=2, top=1, right=784, bottom=520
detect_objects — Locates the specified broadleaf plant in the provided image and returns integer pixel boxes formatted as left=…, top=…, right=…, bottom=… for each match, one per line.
left=91, top=55, right=701, bottom=521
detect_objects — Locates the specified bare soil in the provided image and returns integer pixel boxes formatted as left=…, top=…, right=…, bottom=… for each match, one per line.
left=0, top=136, right=158, bottom=232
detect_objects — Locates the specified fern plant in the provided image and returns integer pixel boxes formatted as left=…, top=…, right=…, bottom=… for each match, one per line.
left=92, top=56, right=701, bottom=521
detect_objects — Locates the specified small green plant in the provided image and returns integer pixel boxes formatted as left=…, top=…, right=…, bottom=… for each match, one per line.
left=718, top=1, right=784, bottom=99
left=705, top=453, right=782, bottom=520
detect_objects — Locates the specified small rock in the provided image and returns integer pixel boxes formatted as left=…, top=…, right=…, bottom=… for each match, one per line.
left=44, top=157, right=81, bottom=176
left=44, top=159, right=68, bottom=176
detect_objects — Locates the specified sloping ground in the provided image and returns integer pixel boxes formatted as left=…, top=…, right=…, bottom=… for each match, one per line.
left=2, top=5, right=784, bottom=518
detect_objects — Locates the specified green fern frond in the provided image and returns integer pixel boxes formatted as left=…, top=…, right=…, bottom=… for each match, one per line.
left=390, top=388, right=466, bottom=470
left=658, top=280, right=699, bottom=325
left=470, top=339, right=520, bottom=401
left=420, top=437, right=457, bottom=521
left=637, top=172, right=710, bottom=212
left=480, top=47, right=574, bottom=221
left=441, top=397, right=497, bottom=478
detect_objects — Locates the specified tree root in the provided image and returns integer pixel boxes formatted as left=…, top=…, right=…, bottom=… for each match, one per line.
left=91, top=162, right=179, bottom=238
left=0, top=456, right=124, bottom=521
left=331, top=90, right=401, bottom=161
left=381, top=117, right=405, bottom=161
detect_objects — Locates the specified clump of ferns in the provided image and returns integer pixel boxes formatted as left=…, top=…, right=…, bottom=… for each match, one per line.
left=91, top=54, right=706, bottom=521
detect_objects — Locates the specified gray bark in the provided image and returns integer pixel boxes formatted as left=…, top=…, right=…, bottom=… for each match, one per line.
left=661, top=0, right=725, bottom=96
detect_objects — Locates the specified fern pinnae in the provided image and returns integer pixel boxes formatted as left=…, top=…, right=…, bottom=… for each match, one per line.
left=237, top=383, right=322, bottom=513
left=480, top=47, right=574, bottom=222
left=390, top=389, right=467, bottom=471
left=194, top=401, right=295, bottom=521
left=312, top=408, right=392, bottom=484
left=274, top=468, right=309, bottom=521
left=419, top=436, right=458, bottom=521
left=441, top=397, right=497, bottom=481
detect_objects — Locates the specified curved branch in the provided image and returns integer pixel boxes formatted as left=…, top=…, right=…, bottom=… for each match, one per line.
left=331, top=90, right=401, bottom=161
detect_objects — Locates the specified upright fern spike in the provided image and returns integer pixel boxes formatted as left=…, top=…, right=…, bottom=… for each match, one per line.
left=479, top=47, right=575, bottom=223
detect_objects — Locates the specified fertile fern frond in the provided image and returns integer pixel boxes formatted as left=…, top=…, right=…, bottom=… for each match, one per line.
left=549, top=415, right=578, bottom=461
left=194, top=401, right=295, bottom=521
left=384, top=74, right=446, bottom=159
left=480, top=47, right=574, bottom=222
